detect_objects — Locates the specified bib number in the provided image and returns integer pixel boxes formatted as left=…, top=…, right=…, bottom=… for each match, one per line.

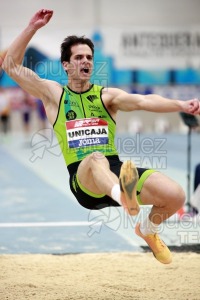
left=66, top=118, right=109, bottom=148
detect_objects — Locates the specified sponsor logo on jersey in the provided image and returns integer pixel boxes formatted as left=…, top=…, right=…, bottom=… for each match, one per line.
left=88, top=104, right=101, bottom=111
left=64, top=100, right=79, bottom=107
left=66, top=110, right=77, bottom=120
left=87, top=95, right=98, bottom=103
left=66, top=118, right=108, bottom=148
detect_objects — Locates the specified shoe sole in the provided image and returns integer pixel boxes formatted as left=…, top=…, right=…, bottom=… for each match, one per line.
left=119, top=160, right=140, bottom=216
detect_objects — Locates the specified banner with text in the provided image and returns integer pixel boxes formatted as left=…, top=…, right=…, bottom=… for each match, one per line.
left=103, top=27, right=200, bottom=69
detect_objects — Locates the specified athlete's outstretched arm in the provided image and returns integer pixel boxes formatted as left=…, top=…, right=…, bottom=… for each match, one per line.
left=106, top=87, right=200, bottom=116
left=2, top=9, right=56, bottom=101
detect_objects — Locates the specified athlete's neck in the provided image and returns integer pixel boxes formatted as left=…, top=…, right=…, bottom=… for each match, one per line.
left=67, top=80, right=92, bottom=93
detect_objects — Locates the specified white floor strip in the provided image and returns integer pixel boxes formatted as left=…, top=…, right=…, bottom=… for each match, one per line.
left=0, top=221, right=98, bottom=228
left=0, top=221, right=142, bottom=248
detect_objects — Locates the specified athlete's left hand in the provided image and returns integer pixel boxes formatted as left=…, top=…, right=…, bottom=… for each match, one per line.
left=182, top=98, right=200, bottom=115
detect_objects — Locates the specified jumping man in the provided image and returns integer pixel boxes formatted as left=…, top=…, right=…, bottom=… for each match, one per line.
left=2, top=9, right=200, bottom=264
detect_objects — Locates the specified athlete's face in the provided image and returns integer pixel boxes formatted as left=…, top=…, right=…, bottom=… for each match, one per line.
left=63, top=44, right=93, bottom=80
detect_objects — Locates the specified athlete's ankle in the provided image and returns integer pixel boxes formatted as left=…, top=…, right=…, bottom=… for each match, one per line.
left=111, top=184, right=121, bottom=205
left=140, top=217, right=160, bottom=236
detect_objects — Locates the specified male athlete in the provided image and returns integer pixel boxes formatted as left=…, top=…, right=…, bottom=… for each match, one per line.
left=2, top=9, right=200, bottom=264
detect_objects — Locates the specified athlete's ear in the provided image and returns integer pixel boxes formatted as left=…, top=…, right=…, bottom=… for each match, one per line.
left=62, top=61, right=69, bottom=72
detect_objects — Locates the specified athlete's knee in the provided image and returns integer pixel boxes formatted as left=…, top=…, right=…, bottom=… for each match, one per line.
left=90, top=151, right=109, bottom=166
left=90, top=151, right=107, bottom=162
left=80, top=152, right=108, bottom=169
left=176, top=185, right=186, bottom=208
left=92, top=151, right=105, bottom=160
left=170, top=182, right=185, bottom=209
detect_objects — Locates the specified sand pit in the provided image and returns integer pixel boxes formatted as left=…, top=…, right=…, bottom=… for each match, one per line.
left=0, top=251, right=200, bottom=300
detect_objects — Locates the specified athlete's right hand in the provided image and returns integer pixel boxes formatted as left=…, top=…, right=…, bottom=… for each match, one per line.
left=29, top=9, right=53, bottom=30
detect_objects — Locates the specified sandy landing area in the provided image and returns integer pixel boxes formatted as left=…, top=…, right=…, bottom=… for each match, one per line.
left=0, top=252, right=200, bottom=300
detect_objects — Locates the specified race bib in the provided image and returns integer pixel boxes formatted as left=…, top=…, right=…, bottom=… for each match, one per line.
left=66, top=118, right=109, bottom=148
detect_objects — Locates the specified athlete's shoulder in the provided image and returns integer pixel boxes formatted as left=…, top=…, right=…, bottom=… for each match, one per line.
left=102, top=87, right=125, bottom=99
left=91, top=84, right=104, bottom=93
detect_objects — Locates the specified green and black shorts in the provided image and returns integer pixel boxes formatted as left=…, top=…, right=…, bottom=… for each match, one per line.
left=68, top=155, right=156, bottom=210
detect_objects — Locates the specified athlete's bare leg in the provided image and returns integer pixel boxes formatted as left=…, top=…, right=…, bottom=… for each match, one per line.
left=77, top=152, right=139, bottom=215
left=135, top=172, right=185, bottom=264
left=139, top=172, right=185, bottom=224
left=77, top=152, right=185, bottom=223
left=77, top=152, right=119, bottom=197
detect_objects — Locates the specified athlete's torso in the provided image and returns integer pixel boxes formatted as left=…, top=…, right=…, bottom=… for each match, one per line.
left=53, top=84, right=118, bottom=166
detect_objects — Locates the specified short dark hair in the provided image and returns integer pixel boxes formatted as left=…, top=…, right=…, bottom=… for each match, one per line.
left=60, top=35, right=94, bottom=63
